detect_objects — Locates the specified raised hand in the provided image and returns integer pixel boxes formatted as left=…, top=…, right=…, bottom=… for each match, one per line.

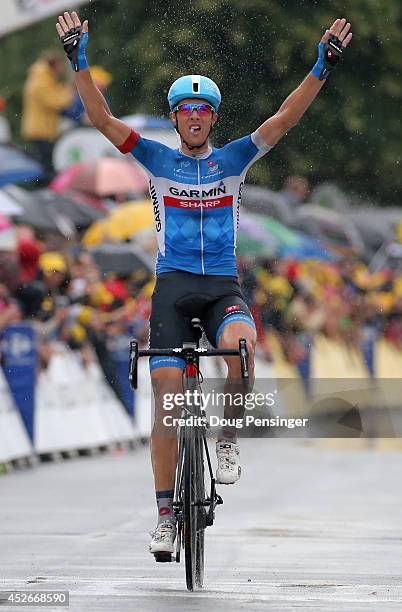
left=312, top=17, right=353, bottom=81
left=322, top=17, right=353, bottom=48
left=56, top=11, right=89, bottom=72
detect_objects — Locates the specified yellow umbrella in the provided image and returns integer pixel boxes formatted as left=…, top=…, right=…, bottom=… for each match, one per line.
left=82, top=200, right=154, bottom=247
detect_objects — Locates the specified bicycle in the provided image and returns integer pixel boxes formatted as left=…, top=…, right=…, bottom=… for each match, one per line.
left=129, top=317, right=249, bottom=591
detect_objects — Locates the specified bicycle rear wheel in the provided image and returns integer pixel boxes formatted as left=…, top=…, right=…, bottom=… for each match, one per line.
left=194, top=427, right=205, bottom=588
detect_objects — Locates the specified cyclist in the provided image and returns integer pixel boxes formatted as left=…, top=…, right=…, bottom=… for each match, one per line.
left=56, top=11, right=352, bottom=558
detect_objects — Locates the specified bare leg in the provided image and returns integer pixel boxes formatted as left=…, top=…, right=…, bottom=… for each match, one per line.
left=219, top=322, right=256, bottom=441
left=150, top=368, right=182, bottom=491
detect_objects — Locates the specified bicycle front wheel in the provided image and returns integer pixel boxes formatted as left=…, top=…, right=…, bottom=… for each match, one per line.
left=183, top=419, right=206, bottom=590
left=183, top=427, right=196, bottom=591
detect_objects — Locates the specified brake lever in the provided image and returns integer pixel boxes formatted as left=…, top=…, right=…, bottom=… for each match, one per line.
left=128, top=340, right=139, bottom=390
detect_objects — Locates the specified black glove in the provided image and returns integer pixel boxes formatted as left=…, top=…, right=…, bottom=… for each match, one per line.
left=60, top=27, right=89, bottom=72
left=312, top=34, right=344, bottom=81
left=322, top=34, right=344, bottom=79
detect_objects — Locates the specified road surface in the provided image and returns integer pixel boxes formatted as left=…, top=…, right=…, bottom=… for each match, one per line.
left=1, top=439, right=402, bottom=610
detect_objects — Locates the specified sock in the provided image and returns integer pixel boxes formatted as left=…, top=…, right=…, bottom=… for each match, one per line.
left=156, top=489, right=175, bottom=525
left=218, top=425, right=237, bottom=444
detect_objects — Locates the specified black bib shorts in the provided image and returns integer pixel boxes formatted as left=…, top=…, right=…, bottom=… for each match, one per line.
left=149, top=271, right=255, bottom=371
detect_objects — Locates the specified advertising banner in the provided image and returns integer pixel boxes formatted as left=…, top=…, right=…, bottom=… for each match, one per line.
left=106, top=334, right=135, bottom=417
left=0, top=367, right=33, bottom=463
left=0, top=0, right=93, bottom=38
left=0, top=324, right=37, bottom=441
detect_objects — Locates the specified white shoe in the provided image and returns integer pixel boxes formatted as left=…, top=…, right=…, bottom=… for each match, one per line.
left=216, top=441, right=241, bottom=484
left=149, top=521, right=176, bottom=555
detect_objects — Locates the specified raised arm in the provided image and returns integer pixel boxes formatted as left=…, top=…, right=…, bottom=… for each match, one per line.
left=56, top=11, right=131, bottom=147
left=257, top=18, right=353, bottom=147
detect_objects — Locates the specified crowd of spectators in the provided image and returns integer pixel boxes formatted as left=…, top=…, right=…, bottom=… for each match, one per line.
left=239, top=255, right=402, bottom=363
left=0, top=226, right=153, bottom=403
left=2, top=222, right=402, bottom=383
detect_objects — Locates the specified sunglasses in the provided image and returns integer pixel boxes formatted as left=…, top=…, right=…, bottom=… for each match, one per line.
left=173, top=103, right=215, bottom=116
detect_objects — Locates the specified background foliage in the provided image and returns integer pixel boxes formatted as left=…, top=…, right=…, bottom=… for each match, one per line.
left=0, top=0, right=401, bottom=204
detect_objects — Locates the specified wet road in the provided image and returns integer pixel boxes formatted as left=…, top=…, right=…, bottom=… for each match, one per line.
left=1, top=439, right=402, bottom=610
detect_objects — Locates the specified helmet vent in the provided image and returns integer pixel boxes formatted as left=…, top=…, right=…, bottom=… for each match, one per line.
left=168, top=75, right=221, bottom=110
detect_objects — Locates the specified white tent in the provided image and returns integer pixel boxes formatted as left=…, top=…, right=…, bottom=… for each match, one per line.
left=0, top=0, right=94, bottom=38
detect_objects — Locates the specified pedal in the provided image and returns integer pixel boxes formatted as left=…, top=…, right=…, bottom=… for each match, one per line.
left=154, top=552, right=173, bottom=563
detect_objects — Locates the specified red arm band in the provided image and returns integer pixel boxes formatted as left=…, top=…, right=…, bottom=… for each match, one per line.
left=116, top=129, right=140, bottom=154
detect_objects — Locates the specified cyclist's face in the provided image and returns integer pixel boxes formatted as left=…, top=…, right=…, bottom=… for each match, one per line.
left=170, top=98, right=217, bottom=146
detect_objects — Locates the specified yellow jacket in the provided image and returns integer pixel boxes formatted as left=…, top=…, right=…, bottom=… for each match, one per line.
left=22, top=60, right=73, bottom=142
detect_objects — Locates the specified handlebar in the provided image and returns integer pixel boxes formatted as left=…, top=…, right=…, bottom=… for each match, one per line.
left=128, top=339, right=249, bottom=390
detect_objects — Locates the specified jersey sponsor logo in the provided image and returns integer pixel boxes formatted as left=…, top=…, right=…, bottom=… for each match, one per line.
left=225, top=304, right=242, bottom=313
left=169, top=185, right=226, bottom=198
left=207, top=160, right=220, bottom=172
left=149, top=181, right=162, bottom=232
left=164, top=195, right=233, bottom=209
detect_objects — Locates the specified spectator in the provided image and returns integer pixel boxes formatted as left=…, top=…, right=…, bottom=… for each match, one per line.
left=21, top=49, right=73, bottom=182
left=17, top=226, right=43, bottom=282
left=63, top=66, right=113, bottom=126
left=17, top=251, right=69, bottom=320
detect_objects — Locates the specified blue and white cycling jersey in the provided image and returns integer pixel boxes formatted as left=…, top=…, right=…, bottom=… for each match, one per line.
left=118, top=130, right=272, bottom=276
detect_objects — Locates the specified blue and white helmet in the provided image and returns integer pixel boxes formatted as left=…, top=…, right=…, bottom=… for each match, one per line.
left=168, top=75, right=221, bottom=111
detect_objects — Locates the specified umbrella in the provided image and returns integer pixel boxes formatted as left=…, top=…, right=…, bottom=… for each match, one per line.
left=280, top=232, right=337, bottom=261
left=2, top=185, right=75, bottom=236
left=258, top=215, right=335, bottom=260
left=0, top=214, right=16, bottom=251
left=82, top=200, right=154, bottom=247
left=237, top=233, right=277, bottom=258
left=36, top=189, right=104, bottom=228
left=90, top=242, right=153, bottom=276
left=0, top=214, right=12, bottom=231
left=0, top=190, right=23, bottom=216
left=242, top=185, right=293, bottom=225
left=121, top=114, right=172, bottom=130
left=252, top=213, right=301, bottom=247
left=49, top=163, right=81, bottom=193
left=295, top=204, right=364, bottom=252
left=350, top=209, right=400, bottom=253
left=51, top=158, right=149, bottom=197
left=239, top=212, right=335, bottom=261
left=237, top=211, right=279, bottom=257
left=0, top=144, right=43, bottom=187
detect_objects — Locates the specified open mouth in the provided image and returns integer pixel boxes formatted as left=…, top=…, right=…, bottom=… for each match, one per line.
left=189, top=125, right=201, bottom=134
